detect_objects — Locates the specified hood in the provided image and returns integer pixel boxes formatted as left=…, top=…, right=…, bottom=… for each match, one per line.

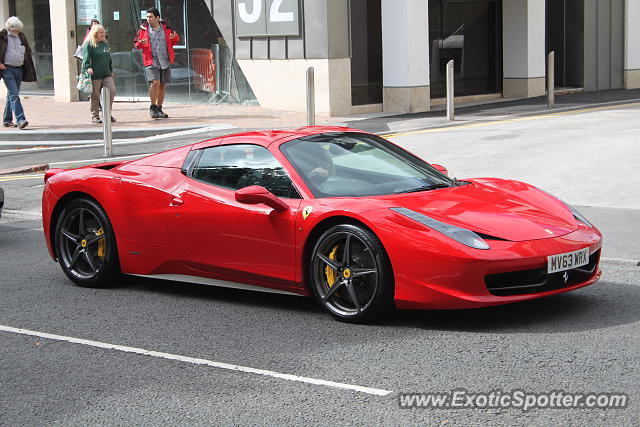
left=381, top=178, right=578, bottom=241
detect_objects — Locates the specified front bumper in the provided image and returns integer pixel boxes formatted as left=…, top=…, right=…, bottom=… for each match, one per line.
left=391, top=226, right=602, bottom=310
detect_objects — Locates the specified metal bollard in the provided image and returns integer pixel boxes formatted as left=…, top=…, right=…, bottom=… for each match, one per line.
left=547, top=51, right=555, bottom=108
left=101, top=87, right=112, bottom=157
left=306, top=67, right=315, bottom=126
left=446, top=60, right=455, bottom=121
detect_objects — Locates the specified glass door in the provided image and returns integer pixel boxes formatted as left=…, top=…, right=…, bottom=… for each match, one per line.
left=81, top=0, right=182, bottom=101
left=78, top=0, right=256, bottom=104
left=428, top=0, right=503, bottom=98
left=350, top=0, right=383, bottom=106
left=76, top=0, right=148, bottom=101
left=109, top=0, right=148, bottom=101
left=10, top=0, right=53, bottom=95
left=156, top=0, right=191, bottom=102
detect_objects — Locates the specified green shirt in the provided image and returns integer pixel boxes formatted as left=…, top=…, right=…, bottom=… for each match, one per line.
left=82, top=41, right=112, bottom=80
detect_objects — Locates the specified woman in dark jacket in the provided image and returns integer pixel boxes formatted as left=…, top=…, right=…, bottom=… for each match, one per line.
left=82, top=24, right=115, bottom=124
left=0, top=16, right=36, bottom=129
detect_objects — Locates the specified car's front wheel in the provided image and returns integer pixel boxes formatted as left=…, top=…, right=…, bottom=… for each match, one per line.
left=54, top=198, right=120, bottom=287
left=310, top=224, right=394, bottom=323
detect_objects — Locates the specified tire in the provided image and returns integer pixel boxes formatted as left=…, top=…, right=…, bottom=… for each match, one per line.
left=309, top=224, right=394, bottom=323
left=54, top=198, right=121, bottom=287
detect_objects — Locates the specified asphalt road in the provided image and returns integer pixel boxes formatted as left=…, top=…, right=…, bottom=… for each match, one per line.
left=1, top=103, right=639, bottom=425
left=0, top=212, right=639, bottom=425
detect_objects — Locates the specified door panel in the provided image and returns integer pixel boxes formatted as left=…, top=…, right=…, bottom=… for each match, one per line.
left=165, top=179, right=301, bottom=287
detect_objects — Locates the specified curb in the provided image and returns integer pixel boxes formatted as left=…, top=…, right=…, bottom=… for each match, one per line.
left=0, top=125, right=204, bottom=142
left=0, top=164, right=49, bottom=175
left=0, top=125, right=241, bottom=156
left=0, top=124, right=238, bottom=152
left=379, top=98, right=640, bottom=138
left=600, top=257, right=640, bottom=267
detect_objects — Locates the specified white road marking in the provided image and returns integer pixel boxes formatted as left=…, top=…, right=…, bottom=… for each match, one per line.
left=0, top=324, right=393, bottom=397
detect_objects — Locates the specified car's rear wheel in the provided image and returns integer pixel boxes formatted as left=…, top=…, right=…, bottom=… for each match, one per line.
left=54, top=198, right=120, bottom=287
left=310, top=224, right=394, bottom=323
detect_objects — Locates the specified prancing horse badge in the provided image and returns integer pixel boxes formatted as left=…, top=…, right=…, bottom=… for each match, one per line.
left=302, top=206, right=313, bottom=220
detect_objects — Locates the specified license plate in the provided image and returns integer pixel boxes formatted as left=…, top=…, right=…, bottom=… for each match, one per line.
left=547, top=248, right=590, bottom=274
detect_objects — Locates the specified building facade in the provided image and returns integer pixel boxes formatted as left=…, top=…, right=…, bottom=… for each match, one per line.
left=1, top=0, right=639, bottom=115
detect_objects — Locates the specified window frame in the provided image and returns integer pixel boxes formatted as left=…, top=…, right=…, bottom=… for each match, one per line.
left=185, top=144, right=303, bottom=200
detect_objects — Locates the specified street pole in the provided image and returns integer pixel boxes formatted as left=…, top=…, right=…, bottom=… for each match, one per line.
left=101, top=87, right=112, bottom=157
left=547, top=51, right=555, bottom=108
left=446, top=60, right=454, bottom=121
left=306, top=67, right=315, bottom=126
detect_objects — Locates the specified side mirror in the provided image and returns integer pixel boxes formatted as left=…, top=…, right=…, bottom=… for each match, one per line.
left=235, top=185, right=289, bottom=212
left=432, top=164, right=449, bottom=177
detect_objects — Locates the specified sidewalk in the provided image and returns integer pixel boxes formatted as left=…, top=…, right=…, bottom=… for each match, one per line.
left=0, top=96, right=334, bottom=142
left=1, top=88, right=640, bottom=147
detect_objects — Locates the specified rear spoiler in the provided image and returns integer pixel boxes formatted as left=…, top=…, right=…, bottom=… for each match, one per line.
left=44, top=168, right=66, bottom=183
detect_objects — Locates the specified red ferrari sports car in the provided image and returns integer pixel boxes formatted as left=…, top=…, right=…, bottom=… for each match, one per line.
left=42, top=127, right=602, bottom=322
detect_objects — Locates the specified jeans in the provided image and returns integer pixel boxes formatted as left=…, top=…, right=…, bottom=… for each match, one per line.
left=2, top=66, right=26, bottom=124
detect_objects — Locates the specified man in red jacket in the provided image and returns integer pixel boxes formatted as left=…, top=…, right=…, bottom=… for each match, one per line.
left=134, top=7, right=179, bottom=119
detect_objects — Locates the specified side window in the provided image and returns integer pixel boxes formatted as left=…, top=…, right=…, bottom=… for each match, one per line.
left=191, top=144, right=301, bottom=199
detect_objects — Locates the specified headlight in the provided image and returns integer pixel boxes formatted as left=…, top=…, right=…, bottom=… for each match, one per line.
left=391, top=207, right=490, bottom=250
left=569, top=205, right=593, bottom=228
left=536, top=187, right=594, bottom=228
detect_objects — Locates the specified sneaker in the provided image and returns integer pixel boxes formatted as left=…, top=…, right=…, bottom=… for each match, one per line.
left=150, top=105, right=161, bottom=119
left=18, top=120, right=28, bottom=129
left=110, top=116, right=116, bottom=123
left=157, top=106, right=169, bottom=118
left=3, top=122, right=17, bottom=127
left=91, top=117, right=102, bottom=124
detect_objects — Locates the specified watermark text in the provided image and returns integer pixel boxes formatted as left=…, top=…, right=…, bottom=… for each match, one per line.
left=398, top=389, right=628, bottom=411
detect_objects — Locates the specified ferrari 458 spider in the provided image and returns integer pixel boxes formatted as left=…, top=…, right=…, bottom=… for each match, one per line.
left=42, top=127, right=602, bottom=322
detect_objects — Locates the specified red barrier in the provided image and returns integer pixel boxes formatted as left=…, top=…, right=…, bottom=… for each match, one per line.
left=191, top=49, right=216, bottom=92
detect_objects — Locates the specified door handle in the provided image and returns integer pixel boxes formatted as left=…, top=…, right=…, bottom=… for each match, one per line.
left=170, top=196, right=184, bottom=206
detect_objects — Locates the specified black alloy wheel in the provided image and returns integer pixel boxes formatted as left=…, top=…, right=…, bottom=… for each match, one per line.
left=310, top=224, right=394, bottom=323
left=54, top=198, right=120, bottom=287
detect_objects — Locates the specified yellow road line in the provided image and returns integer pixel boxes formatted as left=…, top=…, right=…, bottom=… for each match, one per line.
left=0, top=174, right=44, bottom=182
left=382, top=101, right=640, bottom=138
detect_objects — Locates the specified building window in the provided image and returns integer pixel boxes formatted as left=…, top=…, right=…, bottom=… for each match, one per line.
left=428, top=0, right=502, bottom=98
left=350, top=0, right=383, bottom=106
left=9, top=0, right=53, bottom=95
left=74, top=0, right=257, bottom=104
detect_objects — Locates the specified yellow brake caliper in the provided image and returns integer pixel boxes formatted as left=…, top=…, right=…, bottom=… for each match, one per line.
left=96, top=228, right=105, bottom=258
left=325, top=245, right=340, bottom=287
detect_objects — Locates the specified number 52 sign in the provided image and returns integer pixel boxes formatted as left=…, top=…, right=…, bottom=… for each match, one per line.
left=235, top=0, right=300, bottom=37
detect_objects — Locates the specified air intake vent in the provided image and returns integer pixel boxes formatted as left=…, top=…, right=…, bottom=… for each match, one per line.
left=485, top=250, right=600, bottom=296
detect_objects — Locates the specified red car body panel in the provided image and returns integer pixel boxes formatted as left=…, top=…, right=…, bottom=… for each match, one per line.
left=42, top=126, right=602, bottom=309
left=163, top=178, right=302, bottom=287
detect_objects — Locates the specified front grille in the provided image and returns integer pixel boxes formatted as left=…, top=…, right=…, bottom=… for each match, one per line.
left=485, top=250, right=600, bottom=296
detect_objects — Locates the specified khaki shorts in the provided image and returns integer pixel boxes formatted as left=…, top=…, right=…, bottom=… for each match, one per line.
left=145, top=66, right=171, bottom=84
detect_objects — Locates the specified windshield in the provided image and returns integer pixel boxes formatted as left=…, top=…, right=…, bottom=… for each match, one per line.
left=280, top=132, right=454, bottom=198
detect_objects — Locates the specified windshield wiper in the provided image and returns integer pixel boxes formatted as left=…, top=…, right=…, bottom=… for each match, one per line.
left=451, top=177, right=471, bottom=186
left=396, top=183, right=450, bottom=194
